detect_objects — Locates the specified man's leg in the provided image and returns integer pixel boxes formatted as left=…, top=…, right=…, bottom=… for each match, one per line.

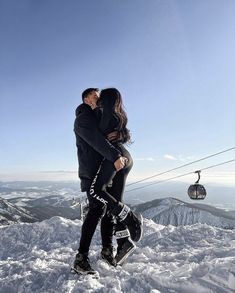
left=73, top=194, right=105, bottom=273
left=100, top=212, right=116, bottom=266
left=88, top=159, right=119, bottom=266
left=78, top=193, right=105, bottom=254
left=100, top=212, right=115, bottom=248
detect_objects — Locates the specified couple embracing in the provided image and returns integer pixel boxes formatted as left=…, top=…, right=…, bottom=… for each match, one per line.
left=72, top=87, right=143, bottom=275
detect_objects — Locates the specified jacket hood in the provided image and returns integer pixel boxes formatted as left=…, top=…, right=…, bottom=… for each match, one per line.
left=75, top=103, right=91, bottom=117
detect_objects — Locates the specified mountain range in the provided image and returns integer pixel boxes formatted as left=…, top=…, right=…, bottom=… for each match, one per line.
left=134, top=197, right=235, bottom=229
left=1, top=194, right=235, bottom=229
left=0, top=197, right=37, bottom=225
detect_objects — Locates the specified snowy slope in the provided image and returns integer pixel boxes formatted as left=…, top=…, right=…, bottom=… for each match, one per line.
left=0, top=216, right=234, bottom=292
left=0, top=182, right=84, bottom=223
left=0, top=197, right=37, bottom=225
left=134, top=198, right=235, bottom=229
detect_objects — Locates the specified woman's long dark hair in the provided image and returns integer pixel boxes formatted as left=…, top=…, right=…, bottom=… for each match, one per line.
left=99, top=88, right=131, bottom=144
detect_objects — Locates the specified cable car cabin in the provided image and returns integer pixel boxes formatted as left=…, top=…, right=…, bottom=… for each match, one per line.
left=188, top=170, right=207, bottom=200
left=188, top=183, right=207, bottom=200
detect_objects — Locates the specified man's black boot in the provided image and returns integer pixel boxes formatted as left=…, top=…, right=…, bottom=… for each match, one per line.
left=101, top=246, right=117, bottom=267
left=72, top=252, right=97, bottom=275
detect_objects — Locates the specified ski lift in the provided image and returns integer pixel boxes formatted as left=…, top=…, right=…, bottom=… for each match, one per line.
left=188, top=170, right=207, bottom=200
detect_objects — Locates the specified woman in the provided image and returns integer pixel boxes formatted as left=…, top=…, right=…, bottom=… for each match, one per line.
left=73, top=88, right=143, bottom=274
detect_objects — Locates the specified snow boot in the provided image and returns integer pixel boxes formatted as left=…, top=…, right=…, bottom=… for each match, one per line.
left=115, top=237, right=136, bottom=265
left=112, top=204, right=143, bottom=242
left=101, top=246, right=117, bottom=267
left=72, top=252, right=97, bottom=275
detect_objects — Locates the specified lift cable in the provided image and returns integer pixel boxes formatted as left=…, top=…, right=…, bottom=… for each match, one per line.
left=125, top=158, right=235, bottom=193
left=126, top=146, right=235, bottom=187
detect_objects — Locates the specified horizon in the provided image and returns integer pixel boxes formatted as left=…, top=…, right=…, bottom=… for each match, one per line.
left=1, top=178, right=235, bottom=207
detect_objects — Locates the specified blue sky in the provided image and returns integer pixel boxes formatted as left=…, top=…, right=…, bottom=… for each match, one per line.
left=0, top=0, right=235, bottom=184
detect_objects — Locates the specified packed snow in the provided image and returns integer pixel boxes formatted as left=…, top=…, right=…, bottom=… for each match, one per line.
left=0, top=216, right=234, bottom=292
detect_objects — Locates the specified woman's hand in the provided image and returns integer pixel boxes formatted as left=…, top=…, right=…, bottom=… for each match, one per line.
left=107, top=131, right=123, bottom=142
left=114, top=156, right=128, bottom=171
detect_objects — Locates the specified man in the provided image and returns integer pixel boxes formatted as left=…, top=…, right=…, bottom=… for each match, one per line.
left=72, top=88, right=127, bottom=274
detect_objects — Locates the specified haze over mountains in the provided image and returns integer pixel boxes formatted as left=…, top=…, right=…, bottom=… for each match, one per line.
left=1, top=180, right=235, bottom=206
left=1, top=181, right=235, bottom=229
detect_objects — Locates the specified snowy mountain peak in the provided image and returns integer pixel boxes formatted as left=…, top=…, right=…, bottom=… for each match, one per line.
left=134, top=197, right=235, bottom=229
left=160, top=197, right=182, bottom=205
left=0, top=197, right=37, bottom=225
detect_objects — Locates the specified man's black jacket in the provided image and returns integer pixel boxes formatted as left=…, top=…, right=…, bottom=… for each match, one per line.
left=74, top=103, right=121, bottom=191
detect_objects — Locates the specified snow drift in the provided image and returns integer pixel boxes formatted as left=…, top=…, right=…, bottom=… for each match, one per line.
left=0, top=216, right=234, bottom=292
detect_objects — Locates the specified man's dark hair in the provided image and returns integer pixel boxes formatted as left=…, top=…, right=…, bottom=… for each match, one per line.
left=82, top=88, right=99, bottom=102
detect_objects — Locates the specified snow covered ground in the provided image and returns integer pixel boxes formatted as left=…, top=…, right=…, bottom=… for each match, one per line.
left=0, top=217, right=234, bottom=293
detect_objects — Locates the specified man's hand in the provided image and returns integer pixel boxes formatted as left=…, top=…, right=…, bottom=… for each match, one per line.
left=114, top=156, right=128, bottom=171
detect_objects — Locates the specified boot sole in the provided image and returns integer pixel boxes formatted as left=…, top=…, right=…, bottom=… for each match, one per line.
left=71, top=267, right=99, bottom=277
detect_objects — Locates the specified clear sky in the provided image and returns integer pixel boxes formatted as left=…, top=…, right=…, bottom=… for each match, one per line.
left=1, top=0, right=235, bottom=185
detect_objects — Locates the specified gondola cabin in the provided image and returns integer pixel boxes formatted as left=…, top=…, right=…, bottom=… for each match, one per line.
left=188, top=170, right=207, bottom=200
left=188, top=183, right=207, bottom=200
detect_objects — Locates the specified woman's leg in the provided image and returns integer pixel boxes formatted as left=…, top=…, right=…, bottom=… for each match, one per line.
left=104, top=148, right=137, bottom=264
left=89, top=145, right=133, bottom=208
left=89, top=147, right=143, bottom=244
left=106, top=153, right=133, bottom=235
